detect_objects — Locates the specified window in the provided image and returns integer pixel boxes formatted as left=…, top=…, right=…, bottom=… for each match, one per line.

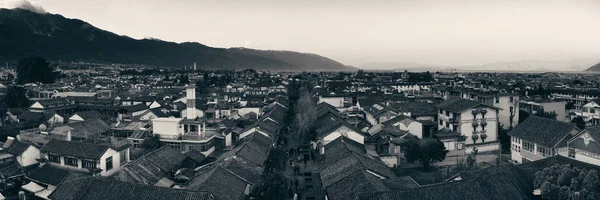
left=120, top=151, right=127, bottom=164
left=453, top=125, right=458, bottom=131
left=106, top=156, right=113, bottom=171
left=49, top=154, right=61, bottom=163
left=523, top=141, right=535, bottom=152
left=568, top=148, right=576, bottom=158
left=64, top=157, right=78, bottom=167
left=83, top=160, right=97, bottom=169
left=537, top=146, right=553, bottom=157
left=510, top=96, right=514, bottom=103
left=445, top=122, right=449, bottom=128
left=439, top=120, right=443, bottom=126
left=496, top=97, right=500, bottom=104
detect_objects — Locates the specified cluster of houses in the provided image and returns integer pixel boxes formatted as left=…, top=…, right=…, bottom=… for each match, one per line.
left=0, top=68, right=599, bottom=199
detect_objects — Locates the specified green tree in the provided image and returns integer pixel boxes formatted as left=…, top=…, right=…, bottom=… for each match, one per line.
left=466, top=147, right=478, bottom=169
left=498, top=123, right=511, bottom=153
left=251, top=173, right=288, bottom=200
left=356, top=70, right=365, bottom=79
left=566, top=102, right=576, bottom=110
left=536, top=111, right=558, bottom=120
left=294, top=87, right=316, bottom=143
left=402, top=138, right=449, bottom=171
left=534, top=164, right=599, bottom=200
left=2, top=86, right=30, bottom=108
left=141, top=134, right=163, bottom=150
left=179, top=75, right=190, bottom=84
left=571, top=117, right=586, bottom=129
left=17, top=57, right=56, bottom=84
left=519, top=111, right=531, bottom=123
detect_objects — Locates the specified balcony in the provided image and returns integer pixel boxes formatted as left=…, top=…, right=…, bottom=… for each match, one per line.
left=182, top=131, right=216, bottom=142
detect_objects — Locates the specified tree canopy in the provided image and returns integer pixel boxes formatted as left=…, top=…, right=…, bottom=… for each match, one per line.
left=294, top=87, right=317, bottom=143
left=407, top=71, right=434, bottom=83
left=571, top=117, right=586, bottom=129
left=141, top=134, right=163, bottom=151
left=1, top=86, right=30, bottom=108
left=17, top=57, right=56, bottom=84
left=534, top=164, right=599, bottom=200
left=402, top=137, right=449, bottom=171
left=536, top=111, right=558, bottom=120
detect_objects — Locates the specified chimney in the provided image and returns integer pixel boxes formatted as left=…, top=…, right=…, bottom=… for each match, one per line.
left=202, top=122, right=206, bottom=133
left=66, top=130, right=72, bottom=141
left=185, top=85, right=197, bottom=119
left=194, top=62, right=197, bottom=71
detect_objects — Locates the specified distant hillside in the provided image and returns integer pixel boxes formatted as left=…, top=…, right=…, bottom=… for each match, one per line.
left=0, top=8, right=355, bottom=71
left=585, top=62, right=600, bottom=72
left=361, top=59, right=600, bottom=72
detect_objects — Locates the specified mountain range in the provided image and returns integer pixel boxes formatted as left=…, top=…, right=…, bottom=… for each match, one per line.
left=0, top=8, right=355, bottom=71
left=361, top=59, right=600, bottom=72
left=584, top=62, right=600, bottom=72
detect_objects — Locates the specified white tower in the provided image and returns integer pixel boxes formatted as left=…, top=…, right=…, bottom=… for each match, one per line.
left=193, top=62, right=197, bottom=71
left=186, top=85, right=197, bottom=119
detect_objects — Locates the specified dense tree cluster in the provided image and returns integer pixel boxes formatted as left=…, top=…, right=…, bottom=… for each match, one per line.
left=16, top=57, right=56, bottom=84
left=407, top=71, right=434, bottom=83
left=534, top=164, right=599, bottom=200
left=1, top=86, right=30, bottom=108
left=294, top=88, right=317, bottom=143
left=402, top=137, right=449, bottom=171
left=141, top=134, right=163, bottom=151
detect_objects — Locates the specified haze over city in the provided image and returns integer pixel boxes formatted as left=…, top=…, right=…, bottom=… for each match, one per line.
left=2, top=0, right=600, bottom=68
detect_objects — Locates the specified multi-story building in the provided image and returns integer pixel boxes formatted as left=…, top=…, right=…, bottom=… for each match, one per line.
left=570, top=99, right=600, bottom=125
left=150, top=85, right=220, bottom=156
left=440, top=88, right=519, bottom=129
left=508, top=116, right=579, bottom=164
left=519, top=99, right=567, bottom=121
left=435, top=98, right=500, bottom=153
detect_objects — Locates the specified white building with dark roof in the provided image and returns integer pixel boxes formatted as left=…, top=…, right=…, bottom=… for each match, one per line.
left=435, top=98, right=501, bottom=153
left=508, top=116, right=580, bottom=164
left=567, top=125, right=600, bottom=166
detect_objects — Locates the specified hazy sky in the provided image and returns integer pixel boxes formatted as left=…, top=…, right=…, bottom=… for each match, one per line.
left=3, top=0, right=600, bottom=66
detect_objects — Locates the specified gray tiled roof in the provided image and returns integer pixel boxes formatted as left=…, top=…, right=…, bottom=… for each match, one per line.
left=71, top=110, right=102, bottom=120
left=48, top=177, right=213, bottom=200
left=27, top=164, right=88, bottom=186
left=6, top=140, right=30, bottom=156
left=357, top=173, right=528, bottom=200
left=326, top=170, right=389, bottom=200
left=186, top=166, right=249, bottom=200
left=508, top=116, right=578, bottom=147
left=436, top=98, right=497, bottom=113
left=320, top=138, right=396, bottom=189
left=41, top=139, right=111, bottom=159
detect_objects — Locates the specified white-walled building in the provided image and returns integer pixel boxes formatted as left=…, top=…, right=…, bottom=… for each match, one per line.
left=40, top=139, right=130, bottom=176
left=566, top=126, right=600, bottom=166
left=435, top=98, right=501, bottom=153
left=519, top=100, right=568, bottom=122
left=440, top=88, right=519, bottom=129
left=2, top=136, right=41, bottom=167
left=570, top=99, right=600, bottom=125
left=149, top=85, right=218, bottom=156
left=508, top=116, right=579, bottom=164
